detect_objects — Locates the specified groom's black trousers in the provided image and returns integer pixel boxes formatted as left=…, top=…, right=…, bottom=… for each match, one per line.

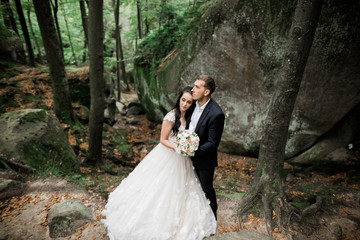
left=195, top=168, right=217, bottom=219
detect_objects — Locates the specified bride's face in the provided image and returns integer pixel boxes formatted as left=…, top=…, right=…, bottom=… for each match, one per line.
left=179, top=92, right=193, bottom=113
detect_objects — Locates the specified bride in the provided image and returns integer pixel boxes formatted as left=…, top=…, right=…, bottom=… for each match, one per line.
left=102, top=86, right=217, bottom=240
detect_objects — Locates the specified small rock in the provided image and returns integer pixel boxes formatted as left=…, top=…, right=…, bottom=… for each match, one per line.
left=329, top=223, right=342, bottom=240
left=205, top=230, right=275, bottom=240
left=128, top=105, right=145, bottom=115
left=47, top=199, right=93, bottom=238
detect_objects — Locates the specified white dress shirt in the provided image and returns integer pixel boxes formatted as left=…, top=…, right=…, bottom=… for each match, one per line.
left=189, top=99, right=210, bottom=132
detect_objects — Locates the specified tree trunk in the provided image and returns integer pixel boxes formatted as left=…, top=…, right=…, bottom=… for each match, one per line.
left=237, top=0, right=324, bottom=237
left=79, top=0, right=88, bottom=62
left=50, top=0, right=64, bottom=58
left=118, top=27, right=129, bottom=92
left=136, top=0, right=143, bottom=39
left=79, top=0, right=89, bottom=43
left=61, top=4, right=78, bottom=66
left=1, top=0, right=19, bottom=36
left=14, top=0, right=35, bottom=66
left=86, top=0, right=105, bottom=166
left=27, top=7, right=42, bottom=63
left=33, top=0, right=74, bottom=122
left=144, top=0, right=149, bottom=35
left=114, top=0, right=121, bottom=101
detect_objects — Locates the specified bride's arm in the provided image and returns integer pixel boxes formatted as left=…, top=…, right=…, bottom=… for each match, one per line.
left=160, top=120, right=176, bottom=151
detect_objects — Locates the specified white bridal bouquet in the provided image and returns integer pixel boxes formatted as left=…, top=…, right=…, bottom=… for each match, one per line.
left=175, top=130, right=200, bottom=157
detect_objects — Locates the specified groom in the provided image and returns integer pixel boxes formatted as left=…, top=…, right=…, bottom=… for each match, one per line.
left=187, top=75, right=225, bottom=219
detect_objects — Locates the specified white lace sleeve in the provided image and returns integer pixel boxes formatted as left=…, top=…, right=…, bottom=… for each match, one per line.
left=163, top=111, right=175, bottom=122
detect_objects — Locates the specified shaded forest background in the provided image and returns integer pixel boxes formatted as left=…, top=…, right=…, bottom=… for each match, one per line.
left=1, top=0, right=360, bottom=240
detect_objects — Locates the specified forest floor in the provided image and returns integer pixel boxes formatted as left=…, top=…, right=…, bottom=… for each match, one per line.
left=1, top=65, right=360, bottom=240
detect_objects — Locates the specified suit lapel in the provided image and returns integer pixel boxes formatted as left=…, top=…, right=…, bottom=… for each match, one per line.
left=195, top=99, right=212, bottom=133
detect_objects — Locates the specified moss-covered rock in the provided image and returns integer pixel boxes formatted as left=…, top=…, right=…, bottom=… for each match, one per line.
left=0, top=179, right=27, bottom=200
left=134, top=0, right=360, bottom=158
left=47, top=199, right=92, bottom=238
left=0, top=109, right=79, bottom=175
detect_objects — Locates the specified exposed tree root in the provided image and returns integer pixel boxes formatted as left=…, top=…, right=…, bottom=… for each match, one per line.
left=102, top=149, right=135, bottom=167
left=0, top=155, right=36, bottom=174
left=301, top=196, right=322, bottom=220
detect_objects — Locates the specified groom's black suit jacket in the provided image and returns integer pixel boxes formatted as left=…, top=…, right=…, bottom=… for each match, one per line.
left=186, top=98, right=225, bottom=170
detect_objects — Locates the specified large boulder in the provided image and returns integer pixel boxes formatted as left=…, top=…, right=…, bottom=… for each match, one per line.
left=0, top=109, right=79, bottom=173
left=134, top=0, right=360, bottom=158
left=0, top=33, right=26, bottom=63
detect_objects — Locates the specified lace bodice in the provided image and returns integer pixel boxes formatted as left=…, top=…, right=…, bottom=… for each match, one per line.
left=163, top=110, right=176, bottom=122
left=164, top=111, right=185, bottom=143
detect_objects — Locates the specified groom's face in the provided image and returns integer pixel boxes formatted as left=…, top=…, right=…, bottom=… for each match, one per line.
left=192, top=79, right=209, bottom=101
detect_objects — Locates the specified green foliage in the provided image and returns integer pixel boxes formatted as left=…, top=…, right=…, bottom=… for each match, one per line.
left=69, top=84, right=90, bottom=107
left=24, top=139, right=77, bottom=177
left=103, top=129, right=130, bottom=154
left=59, top=110, right=72, bottom=124
left=216, top=191, right=245, bottom=199
left=66, top=173, right=87, bottom=186
left=72, top=121, right=85, bottom=131
left=135, top=3, right=205, bottom=68
left=19, top=109, right=47, bottom=124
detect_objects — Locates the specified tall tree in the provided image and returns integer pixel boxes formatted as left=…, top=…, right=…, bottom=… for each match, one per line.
left=114, top=0, right=129, bottom=100
left=144, top=0, right=149, bottom=35
left=26, top=6, right=42, bottom=62
left=118, top=27, right=129, bottom=92
left=79, top=0, right=89, bottom=62
left=50, top=0, right=64, bottom=58
left=136, top=0, right=143, bottom=39
left=79, top=0, right=89, bottom=43
left=237, top=0, right=324, bottom=237
left=33, top=0, right=74, bottom=121
left=1, top=0, right=19, bottom=35
left=114, top=0, right=121, bottom=100
left=86, top=0, right=105, bottom=165
left=14, top=0, right=35, bottom=66
left=60, top=3, right=78, bottom=66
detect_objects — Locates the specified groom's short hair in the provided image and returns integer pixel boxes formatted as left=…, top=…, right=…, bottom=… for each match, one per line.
left=197, top=75, right=216, bottom=95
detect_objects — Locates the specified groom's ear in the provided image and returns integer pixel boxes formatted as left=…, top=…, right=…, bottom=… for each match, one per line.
left=204, top=89, right=210, bottom=97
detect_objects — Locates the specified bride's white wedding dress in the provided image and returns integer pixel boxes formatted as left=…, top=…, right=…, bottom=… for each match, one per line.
left=102, top=111, right=217, bottom=240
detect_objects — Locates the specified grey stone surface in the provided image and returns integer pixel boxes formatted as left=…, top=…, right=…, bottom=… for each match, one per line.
left=0, top=178, right=26, bottom=200
left=47, top=199, right=93, bottom=238
left=205, top=230, right=275, bottom=240
left=134, top=0, right=360, bottom=160
left=0, top=109, right=79, bottom=173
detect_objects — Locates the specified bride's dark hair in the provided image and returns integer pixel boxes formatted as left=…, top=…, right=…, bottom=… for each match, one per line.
left=172, top=86, right=195, bottom=135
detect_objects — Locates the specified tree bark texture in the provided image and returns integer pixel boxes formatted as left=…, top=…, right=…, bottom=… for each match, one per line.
left=136, top=0, right=143, bottom=39
left=27, top=7, right=42, bottom=62
left=114, top=0, right=121, bottom=101
left=33, top=0, right=73, bottom=121
left=14, top=0, right=35, bottom=66
left=80, top=0, right=89, bottom=44
left=50, top=0, right=64, bottom=59
left=87, top=0, right=105, bottom=165
left=118, top=28, right=129, bottom=91
left=237, top=0, right=324, bottom=236
left=80, top=0, right=89, bottom=62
